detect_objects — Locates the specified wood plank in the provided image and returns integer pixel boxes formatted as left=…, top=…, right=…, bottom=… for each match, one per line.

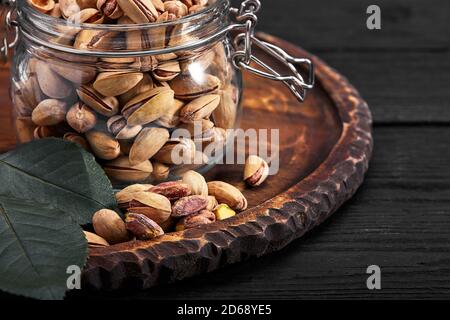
left=317, top=51, right=450, bottom=123
left=249, top=0, right=450, bottom=50
left=67, top=126, right=450, bottom=299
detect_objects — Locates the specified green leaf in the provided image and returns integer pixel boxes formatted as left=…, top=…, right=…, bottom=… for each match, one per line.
left=0, top=138, right=116, bottom=224
left=0, top=196, right=87, bottom=300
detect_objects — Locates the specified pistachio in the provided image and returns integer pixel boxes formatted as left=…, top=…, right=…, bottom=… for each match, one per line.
left=84, top=231, right=109, bottom=248
left=122, top=87, right=175, bottom=126
left=50, top=63, right=97, bottom=85
left=181, top=209, right=216, bottom=229
left=97, top=0, right=123, bottom=19
left=129, top=127, right=170, bottom=165
left=63, top=132, right=90, bottom=151
left=67, top=8, right=104, bottom=24
left=214, top=204, right=236, bottom=221
left=152, top=162, right=170, bottom=181
left=182, top=170, right=208, bottom=196
left=107, top=115, right=142, bottom=140
left=66, top=102, right=97, bottom=133
left=115, top=183, right=153, bottom=207
left=35, top=60, right=73, bottom=99
left=164, top=1, right=188, bottom=19
left=28, top=0, right=55, bottom=13
left=86, top=130, right=121, bottom=160
left=153, top=61, right=181, bottom=82
left=169, top=74, right=221, bottom=100
left=104, top=156, right=153, bottom=182
left=31, top=99, right=67, bottom=126
left=155, top=99, right=184, bottom=128
left=212, top=86, right=238, bottom=129
left=126, top=191, right=172, bottom=224
left=206, top=195, right=218, bottom=211
left=15, top=117, right=36, bottom=143
left=73, top=29, right=116, bottom=50
left=76, top=84, right=119, bottom=117
left=207, top=181, right=248, bottom=211
left=117, top=0, right=158, bottom=23
left=171, top=195, right=208, bottom=218
left=93, top=71, right=144, bottom=97
left=149, top=181, right=191, bottom=201
left=179, top=95, right=220, bottom=123
left=125, top=213, right=164, bottom=240
left=153, top=138, right=196, bottom=165
left=92, top=209, right=129, bottom=244
left=244, top=155, right=269, bottom=187
left=118, top=74, right=154, bottom=106
left=59, top=0, right=80, bottom=19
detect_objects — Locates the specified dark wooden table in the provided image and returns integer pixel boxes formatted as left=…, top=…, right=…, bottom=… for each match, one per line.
left=2, top=0, right=450, bottom=300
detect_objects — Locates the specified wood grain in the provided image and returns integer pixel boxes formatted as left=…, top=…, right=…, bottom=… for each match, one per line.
left=249, top=0, right=450, bottom=50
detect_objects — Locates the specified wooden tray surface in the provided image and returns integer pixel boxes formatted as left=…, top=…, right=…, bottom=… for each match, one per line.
left=0, top=33, right=373, bottom=291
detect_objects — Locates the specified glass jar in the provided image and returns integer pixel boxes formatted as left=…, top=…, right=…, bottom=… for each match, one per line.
left=3, top=0, right=314, bottom=187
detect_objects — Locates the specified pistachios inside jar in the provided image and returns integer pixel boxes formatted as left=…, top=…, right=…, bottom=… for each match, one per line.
left=10, top=0, right=242, bottom=187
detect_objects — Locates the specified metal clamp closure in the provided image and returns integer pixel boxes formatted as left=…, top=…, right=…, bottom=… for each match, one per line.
left=0, top=0, right=19, bottom=64
left=230, top=0, right=314, bottom=102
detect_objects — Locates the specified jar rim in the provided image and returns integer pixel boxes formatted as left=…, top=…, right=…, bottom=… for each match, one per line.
left=18, top=0, right=232, bottom=57
left=19, top=0, right=229, bottom=30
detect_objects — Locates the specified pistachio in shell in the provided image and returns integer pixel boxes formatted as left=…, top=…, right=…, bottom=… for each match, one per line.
left=117, top=0, right=158, bottom=23
left=31, top=99, right=67, bottom=126
left=115, top=183, right=153, bottom=207
left=153, top=61, right=181, bottom=82
left=129, top=127, right=170, bottom=166
left=97, top=0, right=123, bottom=19
left=76, top=84, right=119, bottom=117
left=92, top=209, right=129, bottom=244
left=35, top=60, right=73, bottom=99
left=93, top=71, right=143, bottom=97
left=104, top=156, right=153, bottom=183
left=153, top=138, right=196, bottom=165
left=244, top=155, right=269, bottom=187
left=63, top=132, right=90, bottom=151
left=122, top=87, right=175, bottom=126
left=118, top=73, right=154, bottom=106
left=84, top=231, right=109, bottom=248
left=107, top=115, right=142, bottom=140
left=86, top=130, right=121, bottom=160
left=125, top=213, right=164, bottom=240
left=179, top=94, right=220, bottom=123
left=126, top=191, right=172, bottom=224
left=169, top=74, right=221, bottom=100
left=67, top=8, right=105, bottom=24
left=66, top=102, right=97, bottom=133
left=182, top=170, right=208, bottom=196
left=207, top=181, right=248, bottom=211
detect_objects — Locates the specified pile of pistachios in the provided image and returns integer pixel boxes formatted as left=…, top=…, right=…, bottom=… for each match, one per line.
left=84, top=155, right=269, bottom=246
left=14, top=0, right=240, bottom=185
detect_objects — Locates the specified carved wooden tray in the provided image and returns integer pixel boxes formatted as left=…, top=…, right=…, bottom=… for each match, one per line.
left=0, top=33, right=373, bottom=291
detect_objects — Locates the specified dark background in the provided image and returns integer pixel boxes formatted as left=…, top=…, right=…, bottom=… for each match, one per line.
left=80, top=0, right=450, bottom=299
left=2, top=0, right=450, bottom=300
